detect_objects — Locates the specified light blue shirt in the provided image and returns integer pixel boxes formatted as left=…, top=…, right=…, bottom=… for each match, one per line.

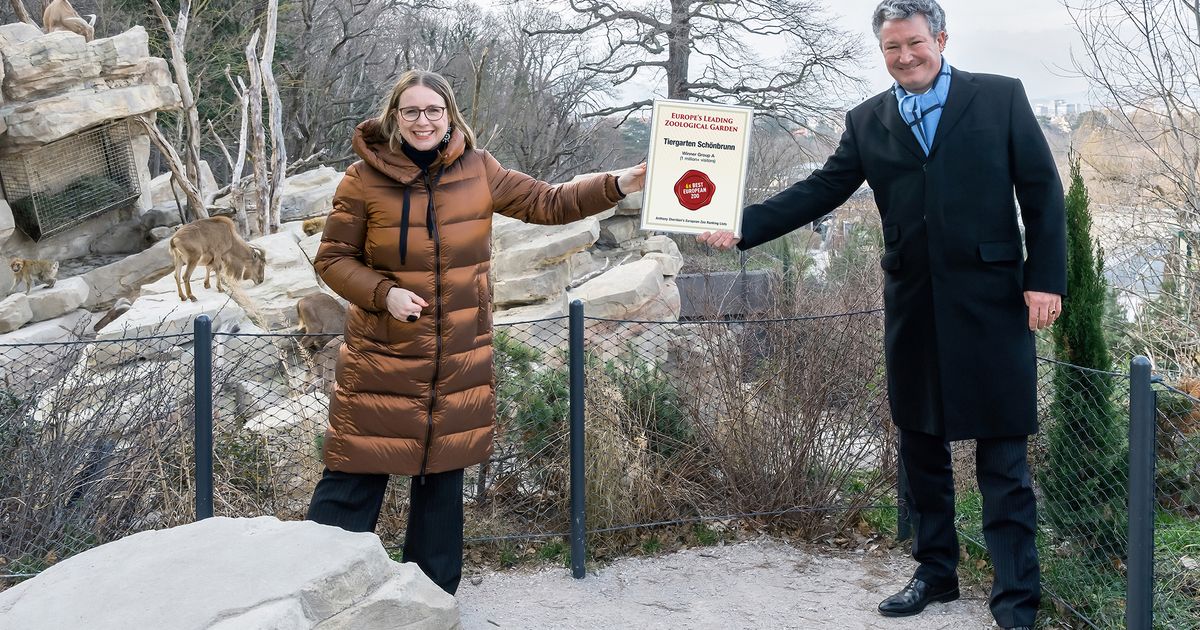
left=894, top=59, right=952, bottom=155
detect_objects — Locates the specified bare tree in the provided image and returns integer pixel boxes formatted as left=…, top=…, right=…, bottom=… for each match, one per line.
left=279, top=0, right=416, bottom=164
left=244, top=29, right=270, bottom=236
left=260, top=0, right=286, bottom=234
left=148, top=0, right=204, bottom=213
left=523, top=0, right=863, bottom=129
left=133, top=115, right=207, bottom=221
left=1067, top=0, right=1200, bottom=373
left=471, top=4, right=615, bottom=180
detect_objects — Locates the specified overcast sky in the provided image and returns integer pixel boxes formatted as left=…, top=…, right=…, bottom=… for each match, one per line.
left=830, top=0, right=1090, bottom=104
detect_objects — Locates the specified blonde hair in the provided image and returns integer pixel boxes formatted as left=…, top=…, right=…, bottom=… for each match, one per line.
left=376, top=70, right=477, bottom=154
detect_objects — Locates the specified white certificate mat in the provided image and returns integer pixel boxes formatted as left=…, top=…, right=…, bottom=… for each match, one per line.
left=640, top=99, right=754, bottom=236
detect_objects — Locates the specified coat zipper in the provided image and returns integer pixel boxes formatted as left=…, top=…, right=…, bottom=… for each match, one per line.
left=419, top=169, right=444, bottom=482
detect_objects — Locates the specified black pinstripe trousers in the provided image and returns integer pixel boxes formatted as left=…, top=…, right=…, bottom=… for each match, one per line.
left=305, top=467, right=465, bottom=595
left=900, top=429, right=1040, bottom=628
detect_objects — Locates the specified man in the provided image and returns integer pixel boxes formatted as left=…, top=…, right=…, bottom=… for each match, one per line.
left=699, top=2, right=1065, bottom=628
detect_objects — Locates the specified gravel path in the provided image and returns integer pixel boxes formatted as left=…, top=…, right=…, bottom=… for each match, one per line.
left=457, top=538, right=997, bottom=629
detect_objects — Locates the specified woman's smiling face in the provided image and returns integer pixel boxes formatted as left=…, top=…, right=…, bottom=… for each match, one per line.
left=395, top=85, right=449, bottom=151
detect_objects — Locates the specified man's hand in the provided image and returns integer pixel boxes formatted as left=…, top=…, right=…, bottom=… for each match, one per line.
left=616, top=162, right=647, bottom=195
left=386, top=287, right=428, bottom=322
left=697, top=230, right=741, bottom=251
left=1025, top=291, right=1062, bottom=331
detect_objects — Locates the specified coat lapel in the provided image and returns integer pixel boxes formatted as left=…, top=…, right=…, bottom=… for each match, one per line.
left=927, top=68, right=979, bottom=159
left=875, top=92, right=926, bottom=162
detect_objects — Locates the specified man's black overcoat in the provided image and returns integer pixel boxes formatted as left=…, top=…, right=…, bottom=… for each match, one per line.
left=739, top=68, right=1066, bottom=439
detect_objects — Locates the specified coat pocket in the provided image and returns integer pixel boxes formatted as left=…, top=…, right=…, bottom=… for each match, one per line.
left=883, top=224, right=900, bottom=246
left=978, top=240, right=1023, bottom=263
left=880, top=251, right=901, bottom=271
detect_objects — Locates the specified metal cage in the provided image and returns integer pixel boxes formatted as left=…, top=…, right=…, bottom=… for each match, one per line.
left=0, top=120, right=141, bottom=241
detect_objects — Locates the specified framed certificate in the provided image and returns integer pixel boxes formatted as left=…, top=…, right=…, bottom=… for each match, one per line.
left=639, top=99, right=755, bottom=236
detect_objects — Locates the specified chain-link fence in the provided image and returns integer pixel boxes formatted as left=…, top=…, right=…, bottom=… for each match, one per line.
left=199, top=317, right=578, bottom=555
left=2, top=310, right=1198, bottom=630
left=0, top=334, right=196, bottom=587
left=951, top=360, right=1136, bottom=628
left=1149, top=381, right=1200, bottom=629
left=576, top=310, right=893, bottom=549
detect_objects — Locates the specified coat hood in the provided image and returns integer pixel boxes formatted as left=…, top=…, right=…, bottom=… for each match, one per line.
left=352, top=118, right=468, bottom=185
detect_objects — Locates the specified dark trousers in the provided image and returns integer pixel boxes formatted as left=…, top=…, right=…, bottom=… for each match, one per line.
left=306, top=468, right=465, bottom=595
left=900, top=429, right=1040, bottom=627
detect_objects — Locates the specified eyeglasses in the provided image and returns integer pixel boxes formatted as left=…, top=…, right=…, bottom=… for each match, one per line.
left=399, top=106, right=446, bottom=122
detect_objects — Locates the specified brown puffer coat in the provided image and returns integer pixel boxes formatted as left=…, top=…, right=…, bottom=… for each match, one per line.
left=314, top=119, right=623, bottom=475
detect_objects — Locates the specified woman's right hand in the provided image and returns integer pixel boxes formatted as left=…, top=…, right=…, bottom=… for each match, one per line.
left=385, top=287, right=428, bottom=322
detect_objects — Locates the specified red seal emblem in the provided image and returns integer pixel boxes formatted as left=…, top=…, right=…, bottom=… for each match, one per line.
left=673, top=170, right=716, bottom=210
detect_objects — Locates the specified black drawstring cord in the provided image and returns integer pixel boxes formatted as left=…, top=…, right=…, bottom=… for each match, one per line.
left=400, top=186, right=412, bottom=265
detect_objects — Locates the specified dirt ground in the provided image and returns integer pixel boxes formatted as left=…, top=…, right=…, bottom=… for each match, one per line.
left=456, top=538, right=998, bottom=629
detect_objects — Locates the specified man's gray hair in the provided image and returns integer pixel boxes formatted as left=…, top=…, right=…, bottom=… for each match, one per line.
left=872, top=0, right=947, bottom=39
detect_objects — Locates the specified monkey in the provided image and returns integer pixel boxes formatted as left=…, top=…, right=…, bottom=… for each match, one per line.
left=302, top=216, right=327, bottom=237
left=42, top=0, right=96, bottom=42
left=10, top=258, right=59, bottom=294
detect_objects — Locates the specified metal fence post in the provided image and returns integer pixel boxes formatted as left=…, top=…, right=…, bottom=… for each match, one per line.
left=194, top=315, right=214, bottom=521
left=1127, top=355, right=1154, bottom=630
left=569, top=299, right=586, bottom=578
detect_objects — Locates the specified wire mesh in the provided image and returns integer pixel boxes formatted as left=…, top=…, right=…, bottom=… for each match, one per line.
left=1150, top=380, right=1200, bottom=628
left=203, top=317, right=576, bottom=558
left=576, top=311, right=894, bottom=549
left=0, top=120, right=141, bottom=241
left=0, top=335, right=195, bottom=587
left=1, top=312, right=1196, bottom=630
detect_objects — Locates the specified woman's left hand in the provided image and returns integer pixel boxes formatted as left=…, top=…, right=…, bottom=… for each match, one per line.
left=617, top=162, right=647, bottom=195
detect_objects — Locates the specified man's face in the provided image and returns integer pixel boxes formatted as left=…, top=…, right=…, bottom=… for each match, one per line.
left=879, top=15, right=947, bottom=93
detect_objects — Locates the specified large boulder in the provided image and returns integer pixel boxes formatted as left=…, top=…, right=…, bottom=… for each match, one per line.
left=0, top=199, right=14, bottom=249
left=597, top=215, right=640, bottom=248
left=280, top=166, right=343, bottom=222
left=616, top=190, right=643, bottom=216
left=81, top=237, right=174, bottom=309
left=0, top=292, right=32, bottom=333
left=1, top=31, right=102, bottom=102
left=25, top=276, right=89, bottom=324
left=94, top=281, right=246, bottom=366
left=491, top=215, right=600, bottom=277
left=568, top=258, right=677, bottom=320
left=0, top=308, right=92, bottom=345
left=89, top=217, right=147, bottom=255
left=0, top=516, right=460, bottom=629
left=0, top=22, right=43, bottom=51
left=493, top=262, right=569, bottom=308
left=0, top=252, right=14, bottom=297
left=1, top=83, right=181, bottom=146
left=89, top=26, right=150, bottom=74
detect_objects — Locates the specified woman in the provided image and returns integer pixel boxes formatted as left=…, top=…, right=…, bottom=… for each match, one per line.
left=306, top=69, right=646, bottom=595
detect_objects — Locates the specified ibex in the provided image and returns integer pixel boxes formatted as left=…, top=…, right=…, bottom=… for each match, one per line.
left=169, top=216, right=266, bottom=302
left=43, top=0, right=96, bottom=42
left=296, top=292, right=346, bottom=352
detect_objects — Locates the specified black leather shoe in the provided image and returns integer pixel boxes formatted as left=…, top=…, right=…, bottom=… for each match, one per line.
left=877, top=577, right=960, bottom=617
